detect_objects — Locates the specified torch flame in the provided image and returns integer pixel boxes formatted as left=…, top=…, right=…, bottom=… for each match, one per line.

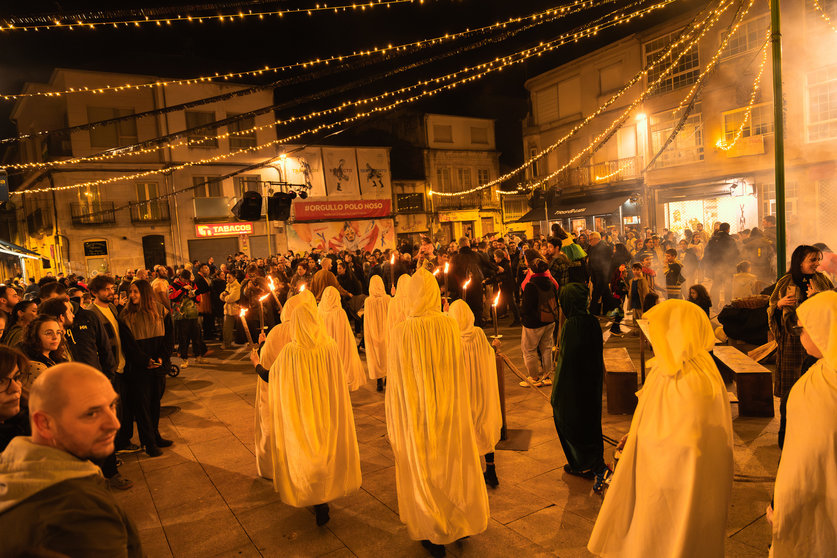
left=259, top=294, right=270, bottom=302
left=493, top=291, right=501, bottom=307
left=443, top=262, right=449, bottom=274
left=299, top=284, right=306, bottom=292
left=239, top=308, right=247, bottom=318
left=390, top=253, right=396, bottom=265
left=433, top=268, right=440, bottom=276
left=268, top=276, right=276, bottom=291
left=463, top=278, right=472, bottom=291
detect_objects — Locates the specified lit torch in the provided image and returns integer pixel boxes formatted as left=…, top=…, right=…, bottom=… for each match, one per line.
left=433, top=267, right=440, bottom=276
left=492, top=290, right=501, bottom=338
left=443, top=261, right=450, bottom=300
left=258, top=294, right=269, bottom=333
left=389, top=252, right=396, bottom=294
left=462, top=277, right=472, bottom=300
left=299, top=283, right=306, bottom=292
left=239, top=308, right=254, bottom=347
left=267, top=276, right=283, bottom=311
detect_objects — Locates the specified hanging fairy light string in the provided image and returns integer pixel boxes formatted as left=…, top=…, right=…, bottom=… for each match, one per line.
left=0, top=0, right=603, bottom=101
left=812, top=0, right=837, bottom=33
left=715, top=32, right=770, bottom=151
left=431, top=0, right=735, bottom=198
left=0, top=0, right=426, bottom=32
left=4, top=0, right=673, bottom=174
left=9, top=0, right=679, bottom=195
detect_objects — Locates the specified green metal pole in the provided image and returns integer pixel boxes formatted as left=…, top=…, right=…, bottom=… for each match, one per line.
left=771, top=0, right=787, bottom=278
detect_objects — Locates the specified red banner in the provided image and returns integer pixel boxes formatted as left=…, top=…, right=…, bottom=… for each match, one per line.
left=195, top=222, right=254, bottom=237
left=293, top=199, right=391, bottom=222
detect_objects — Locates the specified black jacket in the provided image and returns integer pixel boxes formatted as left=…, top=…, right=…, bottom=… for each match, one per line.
left=704, top=231, right=740, bottom=270
left=451, top=247, right=485, bottom=297
left=521, top=275, right=559, bottom=329
left=68, top=308, right=117, bottom=377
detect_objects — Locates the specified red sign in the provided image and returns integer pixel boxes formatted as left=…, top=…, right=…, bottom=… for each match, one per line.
left=195, top=222, right=254, bottom=237
left=293, top=199, right=391, bottom=222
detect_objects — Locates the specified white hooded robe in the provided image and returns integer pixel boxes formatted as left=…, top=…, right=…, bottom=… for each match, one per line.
left=588, top=299, right=734, bottom=558
left=363, top=275, right=391, bottom=380
left=448, top=300, right=502, bottom=456
left=267, top=303, right=361, bottom=506
left=771, top=290, right=837, bottom=557
left=318, top=286, right=366, bottom=391
left=385, top=269, right=490, bottom=545
left=255, top=290, right=316, bottom=478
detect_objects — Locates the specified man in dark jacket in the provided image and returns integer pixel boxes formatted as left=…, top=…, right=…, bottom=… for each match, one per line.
left=0, top=363, right=143, bottom=558
left=587, top=232, right=614, bottom=315
left=451, top=237, right=486, bottom=327
left=194, top=264, right=215, bottom=340
left=704, top=222, right=740, bottom=308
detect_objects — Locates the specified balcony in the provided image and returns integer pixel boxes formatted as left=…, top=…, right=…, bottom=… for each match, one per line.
left=26, top=207, right=52, bottom=236
left=193, top=196, right=234, bottom=222
left=71, top=202, right=116, bottom=226
left=433, top=188, right=499, bottom=211
left=129, top=200, right=171, bottom=224
left=560, top=156, right=644, bottom=189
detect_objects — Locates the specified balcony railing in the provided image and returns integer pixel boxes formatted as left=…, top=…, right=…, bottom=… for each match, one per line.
left=561, top=156, right=643, bottom=188
left=193, top=196, right=233, bottom=221
left=433, top=188, right=499, bottom=211
left=129, top=200, right=171, bottom=224
left=71, top=202, right=116, bottom=226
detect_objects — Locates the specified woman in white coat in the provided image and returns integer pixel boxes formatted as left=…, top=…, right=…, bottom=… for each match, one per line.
left=770, top=290, right=837, bottom=557
left=318, top=286, right=366, bottom=391
left=448, top=300, right=502, bottom=488
left=588, top=299, right=734, bottom=558
left=252, top=290, right=316, bottom=479
left=363, top=275, right=391, bottom=392
left=265, top=303, right=361, bottom=526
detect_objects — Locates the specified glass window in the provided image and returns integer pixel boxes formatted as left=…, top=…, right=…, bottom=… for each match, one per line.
left=433, top=125, right=453, bottom=143
left=193, top=176, right=223, bottom=197
left=185, top=111, right=219, bottom=148
left=807, top=65, right=837, bottom=141
left=650, top=107, right=704, bottom=167
left=228, top=114, right=257, bottom=150
left=721, top=15, right=769, bottom=59
left=457, top=168, right=472, bottom=189
left=723, top=103, right=774, bottom=141
left=477, top=169, right=490, bottom=185
left=87, top=107, right=138, bottom=148
left=436, top=168, right=452, bottom=192
left=235, top=176, right=261, bottom=199
left=471, top=127, right=488, bottom=144
left=395, top=192, right=424, bottom=213
left=645, top=31, right=700, bottom=95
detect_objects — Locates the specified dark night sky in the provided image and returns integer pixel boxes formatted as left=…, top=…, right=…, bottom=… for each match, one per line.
left=0, top=0, right=702, bottom=169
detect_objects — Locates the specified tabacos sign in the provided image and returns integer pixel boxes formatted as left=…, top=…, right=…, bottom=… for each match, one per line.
left=196, top=222, right=254, bottom=237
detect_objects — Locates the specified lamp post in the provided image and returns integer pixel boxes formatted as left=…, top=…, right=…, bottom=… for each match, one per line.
left=770, top=0, right=787, bottom=278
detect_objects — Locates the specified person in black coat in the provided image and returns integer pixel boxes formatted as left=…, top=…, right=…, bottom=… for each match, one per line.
left=451, top=237, right=486, bottom=327
left=703, top=222, right=740, bottom=308
left=484, top=249, right=521, bottom=325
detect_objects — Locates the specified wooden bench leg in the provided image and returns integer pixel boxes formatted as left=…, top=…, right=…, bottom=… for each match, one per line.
left=736, top=373, right=775, bottom=417
left=606, top=372, right=638, bottom=415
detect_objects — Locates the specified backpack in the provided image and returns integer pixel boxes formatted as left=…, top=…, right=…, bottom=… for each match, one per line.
left=537, top=283, right=560, bottom=323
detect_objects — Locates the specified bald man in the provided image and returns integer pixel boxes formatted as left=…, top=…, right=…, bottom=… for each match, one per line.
left=0, top=363, right=142, bottom=558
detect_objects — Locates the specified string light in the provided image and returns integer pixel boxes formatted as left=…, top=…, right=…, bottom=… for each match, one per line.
left=431, top=0, right=735, bottom=198
left=595, top=163, right=633, bottom=182
left=0, top=0, right=421, bottom=32
left=10, top=0, right=678, bottom=196
left=715, top=31, right=770, bottom=151
left=4, top=0, right=672, bottom=174
left=812, top=0, right=837, bottom=33
left=0, top=0, right=601, bottom=102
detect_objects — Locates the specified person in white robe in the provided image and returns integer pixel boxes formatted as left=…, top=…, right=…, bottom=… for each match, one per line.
left=447, top=299, right=502, bottom=488
left=363, top=275, right=391, bottom=392
left=770, top=290, right=837, bottom=557
left=386, top=273, right=412, bottom=337
left=266, top=303, right=361, bottom=526
left=386, top=268, right=489, bottom=558
left=588, top=299, right=734, bottom=558
left=318, top=286, right=366, bottom=391
left=252, top=290, right=316, bottom=479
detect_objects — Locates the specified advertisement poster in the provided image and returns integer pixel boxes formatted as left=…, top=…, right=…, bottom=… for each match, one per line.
left=355, top=148, right=391, bottom=196
left=293, top=199, right=391, bottom=222
left=287, top=219, right=395, bottom=253
left=322, top=147, right=360, bottom=197
left=284, top=147, right=327, bottom=198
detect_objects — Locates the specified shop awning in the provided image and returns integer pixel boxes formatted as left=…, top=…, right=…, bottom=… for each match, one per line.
left=516, top=194, right=629, bottom=223
left=0, top=239, right=41, bottom=260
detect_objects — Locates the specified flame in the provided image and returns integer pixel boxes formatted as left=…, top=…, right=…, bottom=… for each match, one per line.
left=238, top=308, right=247, bottom=318
left=299, top=284, right=306, bottom=292
left=443, top=262, right=449, bottom=274
left=432, top=268, right=440, bottom=276
left=390, top=253, right=396, bottom=265
left=493, top=291, right=501, bottom=307
left=268, top=276, right=276, bottom=291
left=463, top=278, right=472, bottom=291
left=259, top=294, right=270, bottom=302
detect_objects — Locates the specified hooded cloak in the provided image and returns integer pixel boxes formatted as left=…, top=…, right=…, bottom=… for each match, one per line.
left=254, top=290, right=315, bottom=478
left=267, top=303, right=361, bottom=507
left=771, top=291, right=837, bottom=557
left=588, top=299, right=734, bottom=558
left=386, top=274, right=412, bottom=336
left=318, top=286, right=366, bottom=391
left=363, top=275, right=391, bottom=380
left=550, top=283, right=605, bottom=473
left=448, top=300, right=502, bottom=455
left=385, top=269, right=489, bottom=545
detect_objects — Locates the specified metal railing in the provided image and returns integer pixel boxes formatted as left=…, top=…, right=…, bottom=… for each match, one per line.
left=433, top=188, right=499, bottom=211
left=562, top=156, right=643, bottom=188
left=129, top=200, right=171, bottom=224
left=70, top=202, right=116, bottom=226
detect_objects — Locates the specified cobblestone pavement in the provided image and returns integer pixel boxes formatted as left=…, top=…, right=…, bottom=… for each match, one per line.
left=114, top=318, right=777, bottom=557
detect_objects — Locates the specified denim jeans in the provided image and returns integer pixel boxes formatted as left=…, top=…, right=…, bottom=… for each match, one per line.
left=521, top=322, right=555, bottom=379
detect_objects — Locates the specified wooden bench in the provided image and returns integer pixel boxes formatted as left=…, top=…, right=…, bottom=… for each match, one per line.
left=604, top=347, right=638, bottom=415
left=712, top=345, right=775, bottom=417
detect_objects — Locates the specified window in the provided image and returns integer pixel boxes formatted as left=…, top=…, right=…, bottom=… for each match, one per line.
left=650, top=107, right=704, bottom=167
left=558, top=76, right=581, bottom=118
left=807, top=65, right=837, bottom=141
left=228, top=114, right=257, bottom=149
left=535, top=86, right=558, bottom=124
left=193, top=176, right=223, bottom=197
left=457, top=168, right=472, bottom=189
left=645, top=31, right=700, bottom=95
left=235, top=176, right=261, bottom=199
left=721, top=16, right=769, bottom=59
left=527, top=146, right=542, bottom=177
left=78, top=185, right=102, bottom=208
left=87, top=107, right=137, bottom=148
left=477, top=169, right=490, bottom=185
left=760, top=182, right=798, bottom=217
left=723, top=103, right=774, bottom=141
left=503, top=196, right=528, bottom=219
left=136, top=182, right=159, bottom=202
left=599, top=62, right=623, bottom=94
left=433, top=124, right=453, bottom=143
left=185, top=111, right=219, bottom=148
left=471, top=126, right=488, bottom=144
left=436, top=168, right=452, bottom=192
left=395, top=192, right=424, bottom=213
left=135, top=183, right=163, bottom=221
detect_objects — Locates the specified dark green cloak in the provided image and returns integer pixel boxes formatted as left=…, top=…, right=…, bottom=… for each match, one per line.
left=551, top=283, right=606, bottom=473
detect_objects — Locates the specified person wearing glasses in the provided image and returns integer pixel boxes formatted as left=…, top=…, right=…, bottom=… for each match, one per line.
left=19, top=316, right=68, bottom=399
left=0, top=345, right=29, bottom=452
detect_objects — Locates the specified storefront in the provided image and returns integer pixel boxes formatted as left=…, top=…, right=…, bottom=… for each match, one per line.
left=516, top=193, right=636, bottom=235
left=654, top=180, right=758, bottom=235
left=0, top=239, right=41, bottom=282
left=188, top=222, right=254, bottom=262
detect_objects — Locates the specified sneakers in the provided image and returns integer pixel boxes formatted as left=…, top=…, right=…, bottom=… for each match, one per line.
left=541, top=377, right=553, bottom=386
left=483, top=465, right=499, bottom=488
left=145, top=446, right=163, bottom=458
left=116, top=443, right=141, bottom=454
left=180, top=359, right=190, bottom=369
left=314, top=503, right=330, bottom=526
left=107, top=474, right=134, bottom=491
left=519, top=377, right=543, bottom=388
left=593, top=466, right=614, bottom=494
left=563, top=464, right=595, bottom=479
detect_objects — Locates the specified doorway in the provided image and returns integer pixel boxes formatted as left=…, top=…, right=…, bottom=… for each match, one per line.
left=142, top=235, right=167, bottom=270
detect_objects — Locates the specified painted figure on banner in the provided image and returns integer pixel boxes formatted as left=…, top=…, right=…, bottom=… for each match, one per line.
left=364, top=163, right=384, bottom=189
left=288, top=219, right=395, bottom=254
left=331, top=159, right=352, bottom=192
left=322, top=147, right=360, bottom=196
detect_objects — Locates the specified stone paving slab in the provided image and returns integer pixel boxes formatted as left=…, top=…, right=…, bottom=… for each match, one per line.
left=114, top=321, right=777, bottom=557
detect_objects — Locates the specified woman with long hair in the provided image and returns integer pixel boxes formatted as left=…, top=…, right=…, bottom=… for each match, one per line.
left=687, top=284, right=712, bottom=317
left=120, top=279, right=173, bottom=457
left=0, top=345, right=30, bottom=451
left=19, top=315, right=67, bottom=398
left=1, top=300, right=38, bottom=348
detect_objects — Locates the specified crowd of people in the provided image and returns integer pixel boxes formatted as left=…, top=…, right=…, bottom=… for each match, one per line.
left=0, top=217, right=835, bottom=557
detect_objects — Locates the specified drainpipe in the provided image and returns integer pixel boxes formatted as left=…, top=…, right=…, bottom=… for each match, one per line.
left=47, top=172, right=63, bottom=275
